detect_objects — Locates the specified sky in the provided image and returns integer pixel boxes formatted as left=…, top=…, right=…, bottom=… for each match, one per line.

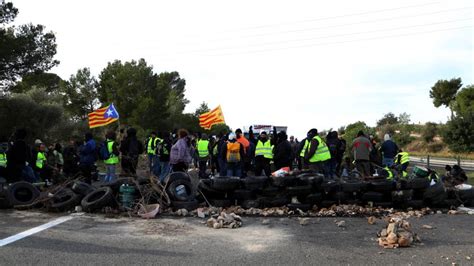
left=12, top=0, right=474, bottom=138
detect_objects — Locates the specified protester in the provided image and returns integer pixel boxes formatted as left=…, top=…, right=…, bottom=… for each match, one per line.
left=104, top=131, right=120, bottom=182
left=196, top=133, right=211, bottom=178
left=120, top=127, right=143, bottom=176
left=235, top=129, right=250, bottom=177
left=221, top=133, right=245, bottom=177
left=210, top=136, right=219, bottom=176
left=351, top=131, right=372, bottom=177
left=63, top=137, right=80, bottom=177
left=380, top=134, right=399, bottom=167
left=326, top=131, right=341, bottom=178
left=273, top=131, right=292, bottom=169
left=169, top=129, right=193, bottom=173
left=0, top=136, right=7, bottom=179
left=79, top=132, right=97, bottom=184
left=336, top=136, right=347, bottom=175
left=216, top=132, right=228, bottom=177
left=158, top=133, right=172, bottom=181
left=296, top=131, right=311, bottom=170
left=53, top=143, right=64, bottom=173
left=394, top=149, right=410, bottom=178
left=146, top=131, right=159, bottom=174
left=289, top=135, right=298, bottom=169
left=32, top=142, right=47, bottom=182
left=254, top=131, right=273, bottom=176
left=304, top=128, right=331, bottom=175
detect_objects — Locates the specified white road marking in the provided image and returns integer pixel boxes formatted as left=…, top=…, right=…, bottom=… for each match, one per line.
left=0, top=216, right=74, bottom=247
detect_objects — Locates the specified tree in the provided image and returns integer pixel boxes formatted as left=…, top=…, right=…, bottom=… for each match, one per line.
left=429, top=78, right=462, bottom=117
left=454, top=85, right=474, bottom=117
left=422, top=122, right=438, bottom=143
left=441, top=113, right=474, bottom=153
left=194, top=102, right=210, bottom=117
left=98, top=59, right=170, bottom=131
left=376, top=112, right=398, bottom=126
left=398, top=112, right=411, bottom=125
left=63, top=68, right=100, bottom=120
left=10, top=72, right=64, bottom=93
left=341, top=121, right=375, bottom=156
left=0, top=2, right=59, bottom=90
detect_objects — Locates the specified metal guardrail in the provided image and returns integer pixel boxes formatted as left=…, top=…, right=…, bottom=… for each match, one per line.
left=410, top=156, right=474, bottom=171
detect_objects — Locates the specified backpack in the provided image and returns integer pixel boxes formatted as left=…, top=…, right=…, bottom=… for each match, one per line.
left=226, top=142, right=241, bottom=163
left=128, top=139, right=140, bottom=157
left=98, top=141, right=110, bottom=160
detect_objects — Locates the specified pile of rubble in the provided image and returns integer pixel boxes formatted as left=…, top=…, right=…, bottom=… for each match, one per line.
left=206, top=212, right=243, bottom=229
left=377, top=217, right=421, bottom=249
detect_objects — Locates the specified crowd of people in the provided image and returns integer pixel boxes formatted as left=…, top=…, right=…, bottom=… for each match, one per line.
left=0, top=125, right=462, bottom=186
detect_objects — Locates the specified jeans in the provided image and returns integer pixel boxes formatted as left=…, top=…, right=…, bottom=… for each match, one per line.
left=218, top=157, right=226, bottom=177
left=105, top=164, right=116, bottom=182
left=22, top=166, right=38, bottom=183
left=198, top=160, right=208, bottom=178
left=327, top=158, right=338, bottom=178
left=152, top=156, right=162, bottom=177
left=226, top=163, right=242, bottom=177
left=382, top=157, right=394, bottom=167
left=159, top=161, right=171, bottom=182
left=148, top=154, right=158, bottom=173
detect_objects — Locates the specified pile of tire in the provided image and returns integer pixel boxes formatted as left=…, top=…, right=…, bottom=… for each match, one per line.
left=196, top=172, right=474, bottom=210
left=165, top=172, right=199, bottom=211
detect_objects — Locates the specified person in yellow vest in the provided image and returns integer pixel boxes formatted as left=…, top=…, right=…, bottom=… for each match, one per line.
left=104, top=131, right=120, bottom=182
left=254, top=131, right=273, bottom=176
left=196, top=133, right=211, bottom=178
left=304, top=128, right=332, bottom=176
left=0, top=139, right=8, bottom=179
left=221, top=133, right=245, bottom=177
left=146, top=131, right=160, bottom=174
left=32, top=142, right=47, bottom=182
left=297, top=131, right=312, bottom=170
left=394, top=149, right=410, bottom=178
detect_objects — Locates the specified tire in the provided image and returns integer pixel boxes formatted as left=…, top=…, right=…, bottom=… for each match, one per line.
left=406, top=200, right=424, bottom=209
left=231, top=189, right=255, bottom=200
left=286, top=185, right=313, bottom=197
left=330, top=191, right=347, bottom=202
left=305, top=193, right=323, bottom=205
left=457, top=189, right=474, bottom=201
left=51, top=188, right=81, bottom=212
left=211, top=177, right=241, bottom=191
left=243, top=176, right=268, bottom=191
left=100, top=178, right=131, bottom=193
left=321, top=181, right=340, bottom=194
left=71, top=181, right=95, bottom=196
left=0, top=195, right=11, bottom=209
left=260, top=186, right=280, bottom=197
left=341, top=180, right=367, bottom=193
left=167, top=179, right=195, bottom=202
left=361, top=192, right=384, bottom=202
left=259, top=196, right=290, bottom=208
left=369, top=180, right=394, bottom=193
left=197, top=179, right=226, bottom=199
left=423, top=183, right=447, bottom=206
left=346, top=200, right=362, bottom=206
left=272, top=175, right=298, bottom=187
left=407, top=178, right=430, bottom=190
left=240, top=200, right=261, bottom=209
left=165, top=172, right=191, bottom=184
left=392, top=190, right=413, bottom=203
left=7, top=182, right=40, bottom=206
left=287, top=203, right=311, bottom=212
left=81, top=187, right=115, bottom=212
left=442, top=199, right=461, bottom=208
left=212, top=199, right=233, bottom=208
left=172, top=199, right=199, bottom=211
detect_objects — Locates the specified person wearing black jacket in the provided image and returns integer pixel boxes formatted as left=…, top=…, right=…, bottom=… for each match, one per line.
left=6, top=129, right=34, bottom=183
left=273, top=131, right=292, bottom=169
left=120, top=128, right=143, bottom=176
left=63, top=137, right=80, bottom=177
left=326, top=131, right=341, bottom=178
left=158, top=133, right=172, bottom=181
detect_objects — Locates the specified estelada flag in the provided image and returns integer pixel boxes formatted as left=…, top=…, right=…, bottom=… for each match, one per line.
left=199, top=105, right=225, bottom=130
left=88, top=104, right=119, bottom=128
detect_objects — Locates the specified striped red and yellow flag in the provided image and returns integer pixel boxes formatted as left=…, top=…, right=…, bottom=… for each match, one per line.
left=199, top=105, right=225, bottom=130
left=88, top=104, right=119, bottom=128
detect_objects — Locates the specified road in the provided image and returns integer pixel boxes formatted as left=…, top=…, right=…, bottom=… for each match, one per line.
left=1, top=210, right=473, bottom=265
left=411, top=156, right=474, bottom=171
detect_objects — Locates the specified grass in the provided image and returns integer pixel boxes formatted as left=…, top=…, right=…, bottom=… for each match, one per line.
left=468, top=172, right=474, bottom=185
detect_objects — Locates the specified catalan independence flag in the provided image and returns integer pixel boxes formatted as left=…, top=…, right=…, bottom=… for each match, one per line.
left=199, top=105, right=225, bottom=130
left=88, top=104, right=119, bottom=129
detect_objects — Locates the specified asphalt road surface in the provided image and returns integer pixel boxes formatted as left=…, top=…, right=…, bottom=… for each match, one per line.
left=1, top=210, right=474, bottom=265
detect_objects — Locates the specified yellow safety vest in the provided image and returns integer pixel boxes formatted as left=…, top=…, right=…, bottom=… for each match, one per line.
left=147, top=137, right=162, bottom=155
left=0, top=153, right=7, bottom=167
left=197, top=140, right=210, bottom=158
left=308, top=136, right=331, bottom=163
left=395, top=152, right=410, bottom=165
left=36, top=152, right=46, bottom=169
left=255, top=140, right=273, bottom=159
left=105, top=140, right=119, bottom=165
left=300, top=139, right=309, bottom=157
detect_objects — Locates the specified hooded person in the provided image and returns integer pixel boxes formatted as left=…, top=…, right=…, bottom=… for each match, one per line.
left=304, top=128, right=331, bottom=176
left=326, top=131, right=341, bottom=178
left=273, top=131, right=292, bottom=169
left=351, top=130, right=372, bottom=177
